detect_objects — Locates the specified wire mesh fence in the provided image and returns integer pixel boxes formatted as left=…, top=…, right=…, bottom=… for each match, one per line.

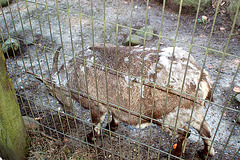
left=0, top=0, right=240, bottom=159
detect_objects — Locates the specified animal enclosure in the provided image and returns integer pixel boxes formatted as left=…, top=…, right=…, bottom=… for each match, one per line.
left=1, top=0, right=240, bottom=159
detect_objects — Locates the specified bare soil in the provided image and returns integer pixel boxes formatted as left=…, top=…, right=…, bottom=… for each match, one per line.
left=1, top=0, right=240, bottom=159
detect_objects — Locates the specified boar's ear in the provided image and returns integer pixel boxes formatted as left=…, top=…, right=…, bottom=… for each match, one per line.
left=206, top=87, right=214, bottom=102
left=88, top=43, right=104, bottom=51
left=51, top=47, right=62, bottom=76
left=89, top=43, right=116, bottom=53
left=202, top=71, right=214, bottom=102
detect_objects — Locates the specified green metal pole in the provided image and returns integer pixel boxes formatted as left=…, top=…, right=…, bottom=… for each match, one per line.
left=0, top=45, right=28, bottom=159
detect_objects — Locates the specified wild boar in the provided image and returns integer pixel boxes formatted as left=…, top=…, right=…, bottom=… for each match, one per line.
left=28, top=43, right=215, bottom=158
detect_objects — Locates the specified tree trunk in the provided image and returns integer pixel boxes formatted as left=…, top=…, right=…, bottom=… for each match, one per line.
left=0, top=45, right=28, bottom=159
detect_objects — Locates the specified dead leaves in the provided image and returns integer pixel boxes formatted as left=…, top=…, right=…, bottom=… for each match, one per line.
left=200, top=34, right=206, bottom=38
left=198, top=15, right=208, bottom=24
left=234, top=59, right=240, bottom=64
left=207, top=64, right=214, bottom=69
left=220, top=27, right=225, bottom=31
left=202, top=16, right=208, bottom=21
left=221, top=10, right=226, bottom=14
left=233, top=86, right=240, bottom=93
left=212, top=0, right=225, bottom=9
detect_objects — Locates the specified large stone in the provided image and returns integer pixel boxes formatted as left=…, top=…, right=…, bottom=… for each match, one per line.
left=0, top=0, right=10, bottom=7
left=166, top=0, right=211, bottom=14
left=136, top=27, right=154, bottom=40
left=228, top=0, right=240, bottom=26
left=235, top=94, right=240, bottom=103
left=1, top=38, right=20, bottom=57
left=22, top=116, right=39, bottom=130
left=123, top=34, right=143, bottom=46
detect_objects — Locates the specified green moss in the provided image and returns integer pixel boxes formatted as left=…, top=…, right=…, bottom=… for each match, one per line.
left=172, top=0, right=211, bottom=12
left=0, top=45, right=29, bottom=160
left=173, top=0, right=211, bottom=7
left=228, top=0, right=240, bottom=26
left=1, top=38, right=20, bottom=56
left=136, top=27, right=154, bottom=40
left=0, top=0, right=9, bottom=7
left=123, top=35, right=143, bottom=46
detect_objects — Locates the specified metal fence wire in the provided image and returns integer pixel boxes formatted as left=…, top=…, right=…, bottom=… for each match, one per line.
left=1, top=0, right=240, bottom=159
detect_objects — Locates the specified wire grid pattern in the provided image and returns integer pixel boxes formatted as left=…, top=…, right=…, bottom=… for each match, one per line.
left=0, top=0, right=240, bottom=159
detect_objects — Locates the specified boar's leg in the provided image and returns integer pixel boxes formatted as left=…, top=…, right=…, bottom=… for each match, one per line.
left=61, top=96, right=74, bottom=113
left=105, top=114, right=119, bottom=132
left=171, top=126, right=191, bottom=157
left=53, top=86, right=74, bottom=113
left=191, top=120, right=215, bottom=158
left=87, top=104, right=108, bottom=142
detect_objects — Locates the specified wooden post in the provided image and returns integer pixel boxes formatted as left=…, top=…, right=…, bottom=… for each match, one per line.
left=0, top=45, right=28, bottom=159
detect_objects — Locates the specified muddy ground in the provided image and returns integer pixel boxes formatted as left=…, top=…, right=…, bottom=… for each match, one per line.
left=1, top=0, right=240, bottom=159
